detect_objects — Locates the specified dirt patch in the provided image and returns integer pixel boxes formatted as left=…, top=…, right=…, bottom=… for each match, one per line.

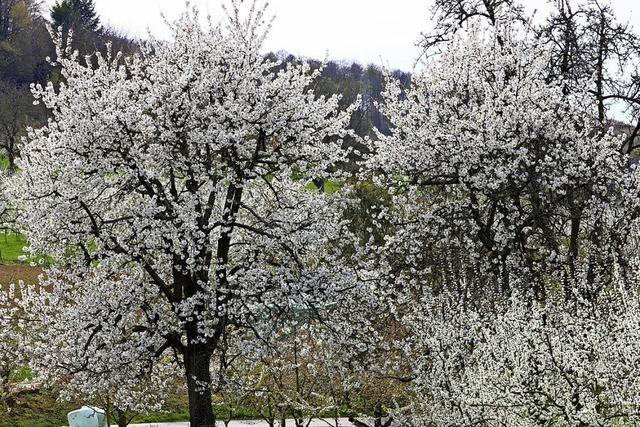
left=0, top=265, right=43, bottom=285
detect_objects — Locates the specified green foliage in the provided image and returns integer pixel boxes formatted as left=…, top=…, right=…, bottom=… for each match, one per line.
left=0, top=0, right=53, bottom=84
left=51, top=0, right=100, bottom=33
left=304, top=179, right=343, bottom=194
left=0, top=0, right=52, bottom=170
left=323, top=180, right=343, bottom=194
left=0, top=156, right=10, bottom=170
left=8, top=366, right=32, bottom=382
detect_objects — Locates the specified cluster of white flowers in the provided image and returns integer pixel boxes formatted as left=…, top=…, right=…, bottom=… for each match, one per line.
left=3, top=0, right=640, bottom=425
left=2, top=1, right=361, bottom=423
left=367, top=25, right=640, bottom=299
left=363, top=2, right=640, bottom=425
left=402, top=277, right=640, bottom=426
left=0, top=282, right=23, bottom=410
left=11, top=263, right=179, bottom=415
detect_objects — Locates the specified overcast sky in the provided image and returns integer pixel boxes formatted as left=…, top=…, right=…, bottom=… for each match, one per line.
left=43, top=0, right=640, bottom=71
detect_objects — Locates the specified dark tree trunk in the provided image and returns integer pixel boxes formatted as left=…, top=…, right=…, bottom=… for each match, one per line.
left=184, top=344, right=216, bottom=427
left=116, top=410, right=128, bottom=427
left=374, top=402, right=383, bottom=427
left=6, top=146, right=15, bottom=174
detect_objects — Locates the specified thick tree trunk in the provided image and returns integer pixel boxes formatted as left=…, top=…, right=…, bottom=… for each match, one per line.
left=184, top=344, right=216, bottom=427
left=6, top=147, right=15, bottom=175
left=374, top=402, right=382, bottom=427
left=116, top=410, right=128, bottom=427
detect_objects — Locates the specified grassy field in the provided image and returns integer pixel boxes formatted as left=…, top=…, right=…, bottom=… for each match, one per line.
left=0, top=232, right=28, bottom=264
left=0, top=391, right=81, bottom=427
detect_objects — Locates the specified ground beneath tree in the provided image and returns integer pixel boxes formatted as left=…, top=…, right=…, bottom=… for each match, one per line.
left=116, top=419, right=356, bottom=427
left=0, top=264, right=42, bottom=284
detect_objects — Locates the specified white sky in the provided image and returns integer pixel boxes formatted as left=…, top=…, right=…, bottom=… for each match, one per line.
left=43, top=0, right=640, bottom=71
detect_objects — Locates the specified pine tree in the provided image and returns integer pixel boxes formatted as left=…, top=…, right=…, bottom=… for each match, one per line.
left=50, top=0, right=100, bottom=54
left=51, top=0, right=99, bottom=33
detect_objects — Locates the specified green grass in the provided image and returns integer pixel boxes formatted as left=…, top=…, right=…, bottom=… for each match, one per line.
left=0, top=395, right=254, bottom=427
left=0, top=390, right=190, bottom=427
left=323, top=180, right=343, bottom=194
left=9, top=367, right=33, bottom=382
left=304, top=180, right=343, bottom=194
left=0, top=389, right=78, bottom=427
left=0, top=157, right=10, bottom=171
left=0, top=231, right=28, bottom=263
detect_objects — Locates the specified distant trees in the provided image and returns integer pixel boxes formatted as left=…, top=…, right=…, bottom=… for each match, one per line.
left=0, top=0, right=51, bottom=87
left=50, top=0, right=139, bottom=58
left=272, top=52, right=407, bottom=147
left=0, top=0, right=139, bottom=173
left=0, top=83, right=29, bottom=171
left=51, top=0, right=99, bottom=32
left=51, top=0, right=100, bottom=54
left=0, top=0, right=50, bottom=171
left=0, top=0, right=41, bottom=48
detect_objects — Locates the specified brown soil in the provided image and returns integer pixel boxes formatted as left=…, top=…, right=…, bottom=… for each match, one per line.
left=0, top=265, right=43, bottom=285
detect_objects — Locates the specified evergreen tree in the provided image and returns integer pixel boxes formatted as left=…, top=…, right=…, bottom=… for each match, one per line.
left=51, top=0, right=99, bottom=32
left=50, top=0, right=100, bottom=54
